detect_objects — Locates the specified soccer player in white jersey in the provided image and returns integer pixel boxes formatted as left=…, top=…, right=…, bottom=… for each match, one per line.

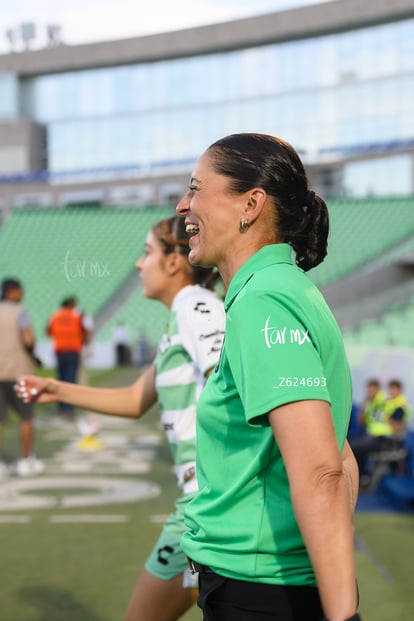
left=15, top=215, right=226, bottom=621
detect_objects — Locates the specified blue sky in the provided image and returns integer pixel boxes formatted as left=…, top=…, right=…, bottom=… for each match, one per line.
left=1, top=0, right=330, bottom=52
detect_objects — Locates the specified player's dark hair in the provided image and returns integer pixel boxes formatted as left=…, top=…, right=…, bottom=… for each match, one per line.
left=207, top=133, right=329, bottom=271
left=61, top=296, right=77, bottom=308
left=152, top=216, right=220, bottom=290
left=1, top=277, right=22, bottom=299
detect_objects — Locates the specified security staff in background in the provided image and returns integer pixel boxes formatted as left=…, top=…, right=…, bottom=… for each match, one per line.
left=47, top=295, right=91, bottom=418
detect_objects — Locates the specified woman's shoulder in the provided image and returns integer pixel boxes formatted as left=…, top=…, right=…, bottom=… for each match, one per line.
left=176, top=284, right=224, bottom=309
left=232, top=266, right=321, bottom=317
left=175, top=285, right=225, bottom=327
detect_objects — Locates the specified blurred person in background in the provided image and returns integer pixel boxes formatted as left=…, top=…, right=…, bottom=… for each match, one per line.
left=357, top=379, right=386, bottom=435
left=16, top=215, right=225, bottom=621
left=47, top=295, right=91, bottom=418
left=351, top=378, right=409, bottom=485
left=113, top=320, right=131, bottom=366
left=0, top=278, right=43, bottom=477
left=384, top=380, right=410, bottom=433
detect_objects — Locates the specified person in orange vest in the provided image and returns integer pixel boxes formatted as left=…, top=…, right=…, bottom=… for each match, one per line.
left=47, top=296, right=91, bottom=418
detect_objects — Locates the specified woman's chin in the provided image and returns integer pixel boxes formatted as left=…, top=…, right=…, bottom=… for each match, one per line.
left=188, top=248, right=201, bottom=266
left=188, top=238, right=202, bottom=265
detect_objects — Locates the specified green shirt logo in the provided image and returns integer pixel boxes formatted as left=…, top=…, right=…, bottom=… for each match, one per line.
left=262, top=315, right=311, bottom=347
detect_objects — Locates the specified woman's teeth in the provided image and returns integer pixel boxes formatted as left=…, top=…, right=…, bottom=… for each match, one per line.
left=186, top=224, right=199, bottom=234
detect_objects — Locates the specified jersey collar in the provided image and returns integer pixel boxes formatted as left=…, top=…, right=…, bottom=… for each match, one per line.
left=171, top=284, right=197, bottom=311
left=224, top=243, right=294, bottom=311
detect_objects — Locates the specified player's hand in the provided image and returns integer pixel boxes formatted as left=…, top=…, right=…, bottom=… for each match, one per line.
left=14, top=375, right=58, bottom=404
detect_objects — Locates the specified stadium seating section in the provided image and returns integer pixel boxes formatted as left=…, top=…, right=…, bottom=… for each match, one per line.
left=0, top=206, right=173, bottom=344
left=0, top=197, right=413, bottom=348
left=342, top=296, right=414, bottom=347
left=309, top=197, right=414, bottom=288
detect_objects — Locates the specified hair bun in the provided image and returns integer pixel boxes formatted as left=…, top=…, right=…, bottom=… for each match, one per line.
left=306, top=190, right=316, bottom=207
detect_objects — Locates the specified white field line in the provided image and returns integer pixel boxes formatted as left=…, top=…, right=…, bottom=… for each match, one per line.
left=0, top=515, right=31, bottom=523
left=49, top=514, right=129, bottom=523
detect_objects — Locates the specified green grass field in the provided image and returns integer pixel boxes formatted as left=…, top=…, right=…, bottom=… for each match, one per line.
left=1, top=368, right=413, bottom=621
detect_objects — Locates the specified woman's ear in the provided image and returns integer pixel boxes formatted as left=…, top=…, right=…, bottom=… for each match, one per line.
left=164, top=252, right=184, bottom=276
left=243, top=188, right=267, bottom=224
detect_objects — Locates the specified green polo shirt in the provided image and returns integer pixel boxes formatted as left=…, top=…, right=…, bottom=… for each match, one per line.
left=181, top=244, right=352, bottom=586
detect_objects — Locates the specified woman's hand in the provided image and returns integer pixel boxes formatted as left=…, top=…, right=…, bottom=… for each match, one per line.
left=15, top=375, right=58, bottom=404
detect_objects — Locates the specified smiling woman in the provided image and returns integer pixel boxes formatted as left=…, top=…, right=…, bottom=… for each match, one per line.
left=177, top=132, right=361, bottom=621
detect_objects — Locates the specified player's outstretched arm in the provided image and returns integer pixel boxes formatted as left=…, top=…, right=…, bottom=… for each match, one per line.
left=15, top=365, right=157, bottom=419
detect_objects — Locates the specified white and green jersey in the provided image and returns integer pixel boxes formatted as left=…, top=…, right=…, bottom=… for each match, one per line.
left=154, top=284, right=225, bottom=495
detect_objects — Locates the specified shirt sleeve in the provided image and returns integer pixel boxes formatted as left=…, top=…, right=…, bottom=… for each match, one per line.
left=390, top=407, right=405, bottom=422
left=178, top=291, right=225, bottom=376
left=226, top=290, right=331, bottom=426
left=18, top=308, right=32, bottom=330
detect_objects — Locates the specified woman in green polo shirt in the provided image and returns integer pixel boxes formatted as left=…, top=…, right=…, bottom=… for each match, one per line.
left=177, top=133, right=361, bottom=621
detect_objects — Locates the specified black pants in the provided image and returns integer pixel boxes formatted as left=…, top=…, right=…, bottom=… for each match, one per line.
left=0, top=381, right=33, bottom=422
left=56, top=351, right=80, bottom=414
left=197, top=570, right=323, bottom=621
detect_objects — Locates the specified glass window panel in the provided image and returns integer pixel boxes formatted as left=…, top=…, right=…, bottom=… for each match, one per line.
left=398, top=20, right=414, bottom=70
left=343, top=155, right=412, bottom=197
left=111, top=67, right=127, bottom=114
left=316, top=37, right=337, bottom=86
left=231, top=49, right=251, bottom=97
left=30, top=16, right=413, bottom=191
left=0, top=73, right=18, bottom=119
left=338, top=32, right=358, bottom=78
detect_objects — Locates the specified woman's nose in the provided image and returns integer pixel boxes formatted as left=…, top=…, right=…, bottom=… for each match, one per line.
left=176, top=192, right=189, bottom=215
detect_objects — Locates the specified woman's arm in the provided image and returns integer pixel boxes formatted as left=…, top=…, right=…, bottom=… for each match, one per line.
left=15, top=365, right=158, bottom=419
left=342, top=440, right=359, bottom=512
left=269, top=400, right=358, bottom=621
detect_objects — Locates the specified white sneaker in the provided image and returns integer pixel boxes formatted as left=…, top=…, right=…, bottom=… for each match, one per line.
left=28, top=456, right=44, bottom=475
left=16, top=456, right=44, bottom=477
left=15, top=458, right=32, bottom=477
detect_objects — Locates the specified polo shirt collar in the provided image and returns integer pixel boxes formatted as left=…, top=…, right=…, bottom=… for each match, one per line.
left=224, top=243, right=294, bottom=311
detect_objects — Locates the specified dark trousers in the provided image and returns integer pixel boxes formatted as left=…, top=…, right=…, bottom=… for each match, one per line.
left=0, top=381, right=33, bottom=422
left=197, top=570, right=323, bottom=621
left=115, top=344, right=130, bottom=366
left=56, top=351, right=80, bottom=414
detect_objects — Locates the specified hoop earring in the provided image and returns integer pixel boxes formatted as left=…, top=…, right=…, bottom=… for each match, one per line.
left=239, top=219, right=249, bottom=234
